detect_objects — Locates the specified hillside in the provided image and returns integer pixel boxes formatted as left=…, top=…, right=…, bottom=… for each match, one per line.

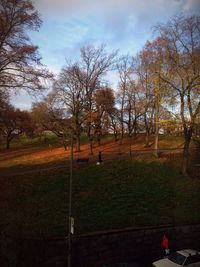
left=1, top=135, right=199, bottom=239
left=0, top=135, right=184, bottom=173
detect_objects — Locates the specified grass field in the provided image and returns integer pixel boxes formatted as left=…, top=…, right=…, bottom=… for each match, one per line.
left=0, top=135, right=199, bottom=239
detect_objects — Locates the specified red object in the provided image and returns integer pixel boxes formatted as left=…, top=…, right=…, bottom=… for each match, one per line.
left=162, top=234, right=169, bottom=249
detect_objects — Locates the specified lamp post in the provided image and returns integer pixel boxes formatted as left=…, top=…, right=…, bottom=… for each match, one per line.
left=154, top=71, right=160, bottom=158
left=68, top=133, right=74, bottom=267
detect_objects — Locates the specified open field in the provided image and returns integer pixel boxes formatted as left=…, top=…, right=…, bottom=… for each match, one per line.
left=0, top=134, right=185, bottom=171
left=0, top=135, right=199, bottom=239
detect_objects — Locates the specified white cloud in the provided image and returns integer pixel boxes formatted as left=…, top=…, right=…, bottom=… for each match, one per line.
left=183, top=0, right=200, bottom=11
left=15, top=0, right=199, bottom=110
left=34, top=0, right=199, bottom=18
left=11, top=91, right=34, bottom=110
left=33, top=0, right=199, bottom=50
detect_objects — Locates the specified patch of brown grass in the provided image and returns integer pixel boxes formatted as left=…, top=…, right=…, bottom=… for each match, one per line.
left=0, top=135, right=184, bottom=177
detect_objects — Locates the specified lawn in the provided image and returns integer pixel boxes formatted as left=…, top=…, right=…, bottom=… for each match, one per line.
left=0, top=134, right=199, bottom=242
left=0, top=158, right=200, bottom=239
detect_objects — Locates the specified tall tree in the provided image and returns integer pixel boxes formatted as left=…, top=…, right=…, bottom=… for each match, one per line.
left=0, top=89, right=9, bottom=111
left=133, top=49, right=155, bottom=147
left=93, top=87, right=115, bottom=145
left=53, top=46, right=117, bottom=154
left=0, top=0, right=51, bottom=93
left=0, top=104, right=33, bottom=149
left=117, top=55, right=145, bottom=154
left=79, top=45, right=117, bottom=154
left=53, top=64, right=86, bottom=152
left=154, top=14, right=200, bottom=175
left=116, top=55, right=132, bottom=143
left=32, top=96, right=71, bottom=149
left=139, top=38, right=169, bottom=156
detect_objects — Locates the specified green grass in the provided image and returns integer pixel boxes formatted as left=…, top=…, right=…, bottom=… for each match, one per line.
left=1, top=160, right=200, bottom=239
left=0, top=133, right=61, bottom=150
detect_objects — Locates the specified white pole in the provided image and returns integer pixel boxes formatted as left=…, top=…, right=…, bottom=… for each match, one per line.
left=68, top=133, right=73, bottom=267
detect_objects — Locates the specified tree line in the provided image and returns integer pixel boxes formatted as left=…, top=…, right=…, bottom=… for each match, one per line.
left=0, top=1, right=199, bottom=175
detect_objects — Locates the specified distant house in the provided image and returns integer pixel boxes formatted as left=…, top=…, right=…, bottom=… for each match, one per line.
left=42, top=130, right=56, bottom=136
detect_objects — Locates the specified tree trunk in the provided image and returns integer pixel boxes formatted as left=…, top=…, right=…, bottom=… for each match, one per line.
left=145, top=129, right=150, bottom=147
left=182, top=136, right=191, bottom=176
left=76, top=135, right=81, bottom=152
left=144, top=113, right=150, bottom=147
left=87, top=123, right=93, bottom=154
left=129, top=135, right=132, bottom=157
left=120, top=114, right=124, bottom=145
left=154, top=122, right=159, bottom=157
left=133, top=121, right=137, bottom=137
left=89, top=140, right=93, bottom=155
left=6, top=138, right=11, bottom=149
left=89, top=138, right=93, bottom=155
left=114, top=132, right=118, bottom=142
left=151, top=106, right=155, bottom=134
left=120, top=128, right=124, bottom=145
left=97, top=136, right=101, bottom=146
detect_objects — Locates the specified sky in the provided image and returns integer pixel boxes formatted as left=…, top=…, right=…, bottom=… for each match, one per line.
left=11, top=0, right=200, bottom=110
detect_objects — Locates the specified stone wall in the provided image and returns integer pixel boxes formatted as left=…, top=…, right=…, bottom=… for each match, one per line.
left=3, top=224, right=200, bottom=267
left=72, top=224, right=200, bottom=267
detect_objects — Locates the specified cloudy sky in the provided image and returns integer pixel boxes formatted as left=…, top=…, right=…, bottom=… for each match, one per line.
left=11, top=0, right=200, bottom=109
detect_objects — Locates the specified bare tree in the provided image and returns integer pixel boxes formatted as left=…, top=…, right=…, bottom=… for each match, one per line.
left=0, top=0, right=52, bottom=93
left=138, top=38, right=170, bottom=157
left=93, top=87, right=115, bottom=145
left=117, top=55, right=145, bottom=155
left=108, top=107, right=121, bottom=142
left=79, top=45, right=117, bottom=154
left=0, top=104, right=34, bottom=149
left=0, top=89, right=9, bottom=110
left=133, top=49, right=155, bottom=147
left=116, top=55, right=132, bottom=143
left=53, top=64, right=86, bottom=152
left=154, top=14, right=200, bottom=175
left=32, top=96, right=71, bottom=149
